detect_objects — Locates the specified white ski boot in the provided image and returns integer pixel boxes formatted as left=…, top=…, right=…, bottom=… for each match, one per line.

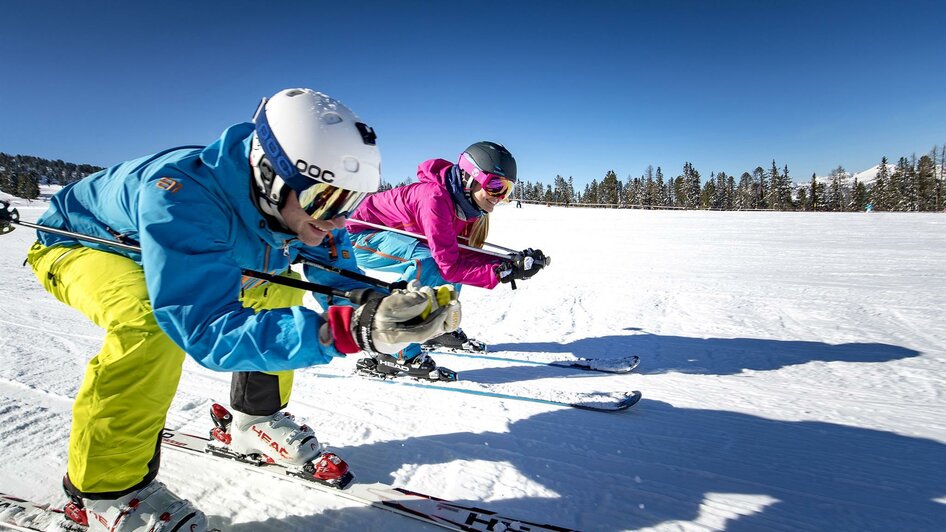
left=64, top=480, right=208, bottom=532
left=207, top=403, right=353, bottom=488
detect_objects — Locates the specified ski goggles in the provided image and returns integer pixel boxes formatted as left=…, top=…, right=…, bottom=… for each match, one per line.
left=297, top=182, right=368, bottom=221
left=481, top=175, right=515, bottom=199
left=458, top=153, right=516, bottom=199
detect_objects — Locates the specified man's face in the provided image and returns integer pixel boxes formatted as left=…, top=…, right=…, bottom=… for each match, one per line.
left=279, top=190, right=347, bottom=246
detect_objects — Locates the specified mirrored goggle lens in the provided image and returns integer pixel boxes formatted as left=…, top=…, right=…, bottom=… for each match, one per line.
left=298, top=182, right=369, bottom=221
left=484, top=175, right=515, bottom=198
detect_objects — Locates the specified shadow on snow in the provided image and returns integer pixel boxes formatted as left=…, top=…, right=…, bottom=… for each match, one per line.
left=483, top=331, right=919, bottom=377
left=326, top=400, right=946, bottom=531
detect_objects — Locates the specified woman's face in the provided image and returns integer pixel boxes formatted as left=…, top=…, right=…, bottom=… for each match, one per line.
left=471, top=181, right=502, bottom=213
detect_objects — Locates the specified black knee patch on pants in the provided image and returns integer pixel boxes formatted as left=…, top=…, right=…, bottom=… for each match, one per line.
left=230, top=372, right=285, bottom=416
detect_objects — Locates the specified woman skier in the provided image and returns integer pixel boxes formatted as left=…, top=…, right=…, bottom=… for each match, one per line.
left=347, top=141, right=546, bottom=382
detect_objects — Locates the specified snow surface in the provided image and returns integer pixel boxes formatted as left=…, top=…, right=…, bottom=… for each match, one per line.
left=1, top=188, right=945, bottom=531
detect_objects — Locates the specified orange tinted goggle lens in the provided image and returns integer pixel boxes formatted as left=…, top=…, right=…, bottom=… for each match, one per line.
left=298, top=182, right=368, bottom=221
left=484, top=176, right=515, bottom=198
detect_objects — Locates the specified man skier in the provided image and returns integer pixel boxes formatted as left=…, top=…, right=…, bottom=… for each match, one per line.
left=25, top=88, right=461, bottom=531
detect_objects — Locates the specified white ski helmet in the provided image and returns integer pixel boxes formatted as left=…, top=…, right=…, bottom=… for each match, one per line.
left=250, top=88, right=380, bottom=223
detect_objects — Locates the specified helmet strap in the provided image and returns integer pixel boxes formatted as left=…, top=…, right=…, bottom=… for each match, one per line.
left=250, top=137, right=292, bottom=231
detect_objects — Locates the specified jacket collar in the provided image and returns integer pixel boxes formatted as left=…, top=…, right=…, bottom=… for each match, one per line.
left=445, top=164, right=484, bottom=220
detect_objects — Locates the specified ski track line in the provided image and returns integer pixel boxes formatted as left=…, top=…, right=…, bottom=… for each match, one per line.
left=886, top=307, right=943, bottom=353
left=0, top=317, right=102, bottom=342
left=0, top=376, right=73, bottom=411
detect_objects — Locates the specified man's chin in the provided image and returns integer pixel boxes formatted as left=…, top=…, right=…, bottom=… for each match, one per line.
left=299, top=228, right=328, bottom=246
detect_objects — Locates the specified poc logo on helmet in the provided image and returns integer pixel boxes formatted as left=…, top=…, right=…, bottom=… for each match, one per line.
left=295, top=159, right=335, bottom=183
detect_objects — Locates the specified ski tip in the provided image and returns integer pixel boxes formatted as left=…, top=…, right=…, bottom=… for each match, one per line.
left=571, top=390, right=642, bottom=412
left=627, top=390, right=643, bottom=402
left=617, top=390, right=643, bottom=410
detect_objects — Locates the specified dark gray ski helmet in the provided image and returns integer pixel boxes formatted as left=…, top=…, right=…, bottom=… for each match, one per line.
left=458, top=141, right=517, bottom=186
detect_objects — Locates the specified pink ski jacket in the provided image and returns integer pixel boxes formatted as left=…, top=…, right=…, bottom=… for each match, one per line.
left=348, top=159, right=501, bottom=289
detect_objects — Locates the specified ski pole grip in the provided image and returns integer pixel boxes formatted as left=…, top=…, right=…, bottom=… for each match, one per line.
left=345, top=288, right=386, bottom=305
left=0, top=201, right=20, bottom=235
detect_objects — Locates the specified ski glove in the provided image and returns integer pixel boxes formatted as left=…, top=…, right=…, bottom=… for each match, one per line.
left=320, top=281, right=462, bottom=355
left=496, top=248, right=547, bottom=283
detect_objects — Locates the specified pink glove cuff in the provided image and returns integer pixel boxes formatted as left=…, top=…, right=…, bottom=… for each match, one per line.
left=327, top=306, right=360, bottom=354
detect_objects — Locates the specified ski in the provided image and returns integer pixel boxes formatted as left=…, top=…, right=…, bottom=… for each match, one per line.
left=317, top=371, right=642, bottom=412
left=429, top=350, right=641, bottom=375
left=0, top=493, right=76, bottom=532
left=159, top=429, right=577, bottom=532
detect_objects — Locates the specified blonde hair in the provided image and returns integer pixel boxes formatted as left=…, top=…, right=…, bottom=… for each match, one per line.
left=464, top=214, right=489, bottom=248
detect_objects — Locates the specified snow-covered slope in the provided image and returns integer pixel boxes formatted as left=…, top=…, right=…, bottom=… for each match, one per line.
left=1, top=192, right=944, bottom=531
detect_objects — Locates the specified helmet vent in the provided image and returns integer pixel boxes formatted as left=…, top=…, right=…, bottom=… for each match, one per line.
left=356, top=123, right=377, bottom=146
left=343, top=157, right=360, bottom=173
left=321, top=112, right=343, bottom=125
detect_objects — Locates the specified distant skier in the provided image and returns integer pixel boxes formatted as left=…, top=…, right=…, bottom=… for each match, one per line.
left=347, top=141, right=546, bottom=380
left=25, top=89, right=460, bottom=531
left=866, top=203, right=874, bottom=213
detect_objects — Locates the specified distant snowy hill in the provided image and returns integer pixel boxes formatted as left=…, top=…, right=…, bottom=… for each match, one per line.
left=802, top=163, right=943, bottom=187
left=851, top=164, right=895, bottom=184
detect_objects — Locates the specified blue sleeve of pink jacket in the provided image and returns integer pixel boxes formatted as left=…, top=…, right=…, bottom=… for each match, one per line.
left=137, top=173, right=344, bottom=373
left=413, top=185, right=500, bottom=289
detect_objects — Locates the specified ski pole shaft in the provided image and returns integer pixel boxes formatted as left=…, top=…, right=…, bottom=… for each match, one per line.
left=458, top=236, right=517, bottom=254
left=347, top=218, right=513, bottom=261
left=349, top=218, right=550, bottom=267
left=0, top=201, right=381, bottom=304
left=296, top=257, right=405, bottom=292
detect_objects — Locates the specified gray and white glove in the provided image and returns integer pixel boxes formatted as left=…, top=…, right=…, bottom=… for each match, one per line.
left=321, top=281, right=461, bottom=355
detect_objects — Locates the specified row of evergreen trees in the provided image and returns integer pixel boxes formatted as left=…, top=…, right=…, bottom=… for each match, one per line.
left=4, top=147, right=945, bottom=213
left=0, top=153, right=103, bottom=200
left=514, top=146, right=946, bottom=212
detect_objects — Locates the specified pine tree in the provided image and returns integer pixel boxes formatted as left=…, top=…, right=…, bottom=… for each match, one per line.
left=713, top=171, right=727, bottom=209
left=683, top=162, right=701, bottom=209
left=642, top=166, right=654, bottom=207
left=751, top=167, right=766, bottom=209
left=735, top=172, right=753, bottom=209
left=871, top=156, right=891, bottom=210
left=826, top=166, right=846, bottom=212
left=889, top=157, right=910, bottom=210
left=849, top=178, right=868, bottom=211
left=700, top=178, right=717, bottom=209
left=673, top=175, right=686, bottom=208
left=916, top=155, right=936, bottom=211
left=600, top=170, right=620, bottom=205
left=809, top=173, right=819, bottom=211
left=797, top=187, right=808, bottom=210
left=654, top=167, right=667, bottom=206
left=767, top=160, right=780, bottom=209
left=934, top=144, right=946, bottom=211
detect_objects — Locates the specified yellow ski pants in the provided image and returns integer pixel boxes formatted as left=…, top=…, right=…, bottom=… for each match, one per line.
left=27, top=242, right=301, bottom=496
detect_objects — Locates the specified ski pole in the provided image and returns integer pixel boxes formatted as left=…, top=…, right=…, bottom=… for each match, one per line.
left=347, top=218, right=550, bottom=266
left=295, top=256, right=406, bottom=292
left=0, top=201, right=384, bottom=305
left=457, top=236, right=518, bottom=255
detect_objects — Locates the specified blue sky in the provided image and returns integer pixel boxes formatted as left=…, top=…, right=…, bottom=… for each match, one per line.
left=2, top=0, right=943, bottom=187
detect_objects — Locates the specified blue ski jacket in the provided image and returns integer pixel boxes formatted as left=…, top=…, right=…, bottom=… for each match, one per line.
left=36, top=122, right=368, bottom=372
